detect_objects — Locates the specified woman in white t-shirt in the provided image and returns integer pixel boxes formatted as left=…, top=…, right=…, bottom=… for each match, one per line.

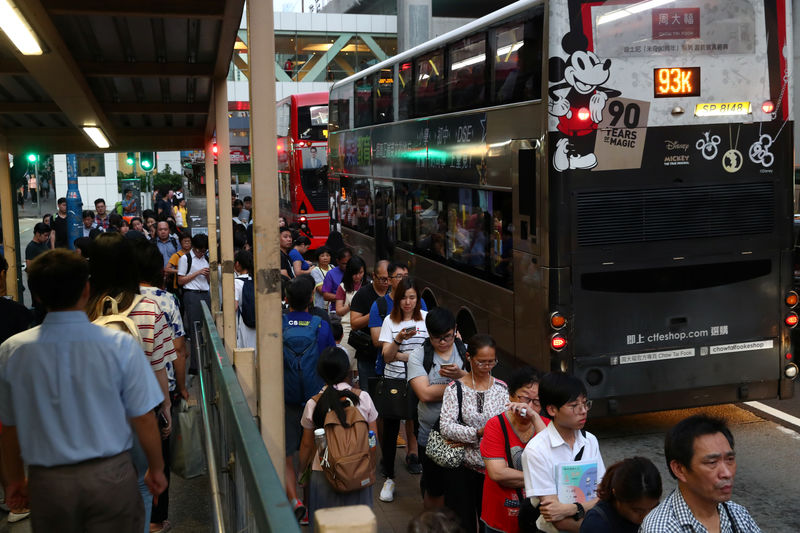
left=376, top=277, right=428, bottom=503
left=335, top=255, right=366, bottom=370
left=233, top=249, right=256, bottom=352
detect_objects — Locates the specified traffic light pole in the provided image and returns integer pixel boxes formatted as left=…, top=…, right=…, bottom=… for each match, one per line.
left=35, top=160, right=41, bottom=220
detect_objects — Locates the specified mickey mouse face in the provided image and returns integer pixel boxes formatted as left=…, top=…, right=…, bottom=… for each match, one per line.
left=564, top=51, right=611, bottom=94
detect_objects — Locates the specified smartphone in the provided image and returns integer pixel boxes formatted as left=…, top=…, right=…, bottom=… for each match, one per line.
left=157, top=410, right=169, bottom=428
left=404, top=326, right=417, bottom=335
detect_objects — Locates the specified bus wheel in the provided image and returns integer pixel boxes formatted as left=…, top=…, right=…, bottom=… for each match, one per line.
left=421, top=288, right=438, bottom=310
left=456, top=308, right=478, bottom=344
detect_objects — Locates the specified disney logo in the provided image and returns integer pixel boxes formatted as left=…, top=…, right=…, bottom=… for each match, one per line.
left=665, top=140, right=689, bottom=151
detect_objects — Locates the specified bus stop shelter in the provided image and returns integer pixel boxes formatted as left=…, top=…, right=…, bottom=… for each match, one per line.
left=0, top=0, right=290, bottom=489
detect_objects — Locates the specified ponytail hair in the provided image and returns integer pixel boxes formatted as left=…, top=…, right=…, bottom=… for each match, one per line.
left=312, top=347, right=360, bottom=429
left=596, top=456, right=662, bottom=503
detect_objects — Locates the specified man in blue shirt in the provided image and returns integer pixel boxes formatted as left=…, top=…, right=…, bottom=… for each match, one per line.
left=320, top=247, right=352, bottom=311
left=0, top=249, right=167, bottom=532
left=282, top=274, right=334, bottom=524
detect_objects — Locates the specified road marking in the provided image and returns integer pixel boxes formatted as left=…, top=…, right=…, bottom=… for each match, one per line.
left=744, top=401, right=800, bottom=432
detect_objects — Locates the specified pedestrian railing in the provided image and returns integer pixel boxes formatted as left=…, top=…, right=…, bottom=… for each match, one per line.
left=197, top=302, right=300, bottom=533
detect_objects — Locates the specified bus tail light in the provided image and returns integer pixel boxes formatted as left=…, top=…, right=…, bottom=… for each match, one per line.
left=785, top=353, right=793, bottom=360
left=550, top=312, right=566, bottom=329
left=299, top=216, right=307, bottom=223
left=550, top=334, right=567, bottom=351
left=577, top=108, right=591, bottom=121
left=786, top=291, right=798, bottom=308
left=761, top=100, right=775, bottom=114
left=785, top=312, right=798, bottom=328
left=785, top=363, right=798, bottom=379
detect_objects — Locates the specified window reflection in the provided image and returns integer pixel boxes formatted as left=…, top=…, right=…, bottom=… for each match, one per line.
left=448, top=35, right=487, bottom=109
left=398, top=61, right=413, bottom=120
left=494, top=16, right=543, bottom=104
left=415, top=50, right=445, bottom=116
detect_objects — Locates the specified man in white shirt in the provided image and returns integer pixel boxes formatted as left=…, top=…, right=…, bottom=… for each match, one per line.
left=521, top=372, right=605, bottom=533
left=177, top=233, right=210, bottom=374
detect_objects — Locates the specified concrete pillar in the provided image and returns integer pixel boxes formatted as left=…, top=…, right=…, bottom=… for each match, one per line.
left=205, top=132, right=221, bottom=329
left=215, top=78, right=237, bottom=353
left=397, top=0, right=432, bottom=52
left=247, top=0, right=286, bottom=480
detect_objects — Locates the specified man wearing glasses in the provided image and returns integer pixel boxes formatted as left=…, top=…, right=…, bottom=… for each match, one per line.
left=521, top=372, right=606, bottom=533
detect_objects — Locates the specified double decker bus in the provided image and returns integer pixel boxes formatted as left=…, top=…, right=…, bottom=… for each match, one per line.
left=327, top=0, right=796, bottom=414
left=277, top=92, right=329, bottom=247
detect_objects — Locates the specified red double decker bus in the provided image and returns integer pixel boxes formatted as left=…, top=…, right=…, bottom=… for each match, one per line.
left=277, top=92, right=329, bottom=248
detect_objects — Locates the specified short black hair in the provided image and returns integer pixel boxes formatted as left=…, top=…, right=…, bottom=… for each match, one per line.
left=94, top=198, right=105, bottom=206
left=243, top=196, right=252, bottom=202
left=108, top=213, right=123, bottom=228
left=280, top=226, right=292, bottom=235
left=28, top=249, right=89, bottom=310
left=234, top=249, right=253, bottom=273
left=82, top=210, right=94, bottom=219
left=335, top=247, right=352, bottom=262
left=0, top=252, right=7, bottom=272
left=330, top=321, right=343, bottom=342
left=539, top=372, right=587, bottom=412
left=33, top=222, right=51, bottom=235
left=508, top=366, right=541, bottom=397
left=425, top=307, right=456, bottom=337
left=286, top=274, right=314, bottom=311
left=294, top=235, right=311, bottom=247
left=664, top=414, right=734, bottom=480
left=388, top=262, right=407, bottom=276
left=191, top=233, right=209, bottom=250
left=315, top=245, right=332, bottom=260
left=88, top=228, right=103, bottom=240
left=133, top=240, right=165, bottom=286
left=73, top=237, right=92, bottom=257
left=57, top=197, right=66, bottom=205
left=130, top=216, right=143, bottom=226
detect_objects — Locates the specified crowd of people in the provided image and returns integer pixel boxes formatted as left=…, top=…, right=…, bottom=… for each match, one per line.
left=277, top=226, right=763, bottom=533
left=0, top=189, right=764, bottom=533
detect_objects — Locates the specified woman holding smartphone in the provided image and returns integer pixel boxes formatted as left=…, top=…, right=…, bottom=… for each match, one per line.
left=377, top=277, right=428, bottom=503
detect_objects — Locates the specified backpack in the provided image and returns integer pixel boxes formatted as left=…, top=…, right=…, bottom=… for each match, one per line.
left=92, top=294, right=145, bottom=347
left=312, top=391, right=376, bottom=493
left=422, top=337, right=468, bottom=375
left=240, top=277, right=256, bottom=328
left=283, top=314, right=325, bottom=405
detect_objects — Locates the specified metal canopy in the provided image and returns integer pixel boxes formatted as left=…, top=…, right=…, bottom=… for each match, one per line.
left=0, top=0, right=244, bottom=153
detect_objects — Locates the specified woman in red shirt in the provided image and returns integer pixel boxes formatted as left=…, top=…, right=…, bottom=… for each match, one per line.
left=480, top=367, right=548, bottom=533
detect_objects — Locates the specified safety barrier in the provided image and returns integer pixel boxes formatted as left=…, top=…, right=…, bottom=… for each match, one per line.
left=198, top=302, right=300, bottom=533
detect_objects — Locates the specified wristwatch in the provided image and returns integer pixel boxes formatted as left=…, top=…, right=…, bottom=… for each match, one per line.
left=572, top=502, right=585, bottom=521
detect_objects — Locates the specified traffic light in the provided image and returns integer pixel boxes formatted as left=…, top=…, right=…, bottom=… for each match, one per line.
left=140, top=151, right=155, bottom=171
left=126, top=152, right=135, bottom=166
left=26, top=153, right=38, bottom=163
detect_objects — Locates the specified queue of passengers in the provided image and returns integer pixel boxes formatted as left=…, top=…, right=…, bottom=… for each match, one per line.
left=2, top=191, right=212, bottom=532
left=279, top=227, right=763, bottom=533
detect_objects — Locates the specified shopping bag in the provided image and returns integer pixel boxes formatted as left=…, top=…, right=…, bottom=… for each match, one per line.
left=170, top=399, right=207, bottom=479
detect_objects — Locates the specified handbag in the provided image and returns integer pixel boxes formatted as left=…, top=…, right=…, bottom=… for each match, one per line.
left=374, top=363, right=416, bottom=419
left=497, top=413, right=541, bottom=531
left=347, top=328, right=374, bottom=353
left=170, top=399, right=207, bottom=479
left=425, top=381, right=466, bottom=469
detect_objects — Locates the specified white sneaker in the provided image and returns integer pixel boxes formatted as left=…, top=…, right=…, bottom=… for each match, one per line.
left=379, top=478, right=396, bottom=502
left=8, top=509, right=30, bottom=523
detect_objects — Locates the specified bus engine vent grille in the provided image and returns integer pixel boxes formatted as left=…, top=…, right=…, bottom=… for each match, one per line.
left=575, top=183, right=774, bottom=246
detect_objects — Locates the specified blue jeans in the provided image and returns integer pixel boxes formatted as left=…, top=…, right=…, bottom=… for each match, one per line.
left=130, top=434, right=152, bottom=533
left=357, top=358, right=377, bottom=393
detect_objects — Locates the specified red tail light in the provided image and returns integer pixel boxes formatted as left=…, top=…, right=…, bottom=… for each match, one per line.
left=785, top=313, right=798, bottom=327
left=577, top=108, right=591, bottom=121
left=299, top=216, right=307, bottom=223
left=786, top=291, right=798, bottom=308
left=761, top=100, right=775, bottom=114
left=551, top=334, right=567, bottom=351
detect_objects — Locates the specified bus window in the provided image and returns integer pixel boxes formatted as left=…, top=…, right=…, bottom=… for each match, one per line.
left=398, top=61, right=413, bottom=120
left=355, top=77, right=372, bottom=128
left=340, top=177, right=374, bottom=236
left=448, top=34, right=487, bottom=111
left=493, top=13, right=543, bottom=104
left=394, top=181, right=418, bottom=246
left=331, top=83, right=352, bottom=131
left=415, top=49, right=446, bottom=117
left=374, top=68, right=394, bottom=124
left=277, top=103, right=291, bottom=136
left=297, top=104, right=329, bottom=141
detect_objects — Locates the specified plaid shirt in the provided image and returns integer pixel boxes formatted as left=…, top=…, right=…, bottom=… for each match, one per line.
left=94, top=214, right=109, bottom=230
left=640, top=488, right=761, bottom=533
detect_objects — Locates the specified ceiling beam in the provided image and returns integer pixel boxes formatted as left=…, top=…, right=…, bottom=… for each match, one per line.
left=4, top=127, right=205, bottom=152
left=11, top=0, right=116, bottom=145
left=104, top=102, right=209, bottom=114
left=41, top=0, right=225, bottom=19
left=81, top=62, right=215, bottom=78
left=0, top=58, right=26, bottom=75
left=0, top=102, right=60, bottom=113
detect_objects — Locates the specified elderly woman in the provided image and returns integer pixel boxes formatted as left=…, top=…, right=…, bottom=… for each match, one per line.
left=439, top=334, right=509, bottom=532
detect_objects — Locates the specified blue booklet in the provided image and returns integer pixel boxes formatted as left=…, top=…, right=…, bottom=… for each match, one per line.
left=555, top=460, right=599, bottom=503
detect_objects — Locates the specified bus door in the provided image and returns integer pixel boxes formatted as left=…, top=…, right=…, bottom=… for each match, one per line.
left=374, top=184, right=394, bottom=260
left=511, top=139, right=549, bottom=370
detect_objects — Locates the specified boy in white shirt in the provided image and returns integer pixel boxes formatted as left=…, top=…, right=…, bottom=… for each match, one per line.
left=521, top=372, right=605, bottom=533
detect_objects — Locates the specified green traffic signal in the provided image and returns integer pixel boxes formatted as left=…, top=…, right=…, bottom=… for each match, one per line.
left=126, top=152, right=135, bottom=165
left=27, top=153, right=38, bottom=162
left=139, top=151, right=155, bottom=171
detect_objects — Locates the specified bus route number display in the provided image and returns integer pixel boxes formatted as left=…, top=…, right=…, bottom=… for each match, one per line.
left=653, top=67, right=700, bottom=98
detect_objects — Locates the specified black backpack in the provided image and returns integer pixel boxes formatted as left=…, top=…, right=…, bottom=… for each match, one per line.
left=240, top=277, right=256, bottom=328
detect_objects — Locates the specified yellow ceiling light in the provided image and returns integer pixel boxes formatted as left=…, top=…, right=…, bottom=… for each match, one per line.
left=82, top=126, right=110, bottom=149
left=0, top=0, right=42, bottom=55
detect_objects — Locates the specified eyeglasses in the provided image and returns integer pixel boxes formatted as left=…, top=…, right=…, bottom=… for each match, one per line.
left=390, top=274, right=406, bottom=280
left=517, top=396, right=541, bottom=407
left=432, top=333, right=455, bottom=343
left=472, top=359, right=497, bottom=368
left=565, top=400, right=593, bottom=413
left=375, top=276, right=390, bottom=282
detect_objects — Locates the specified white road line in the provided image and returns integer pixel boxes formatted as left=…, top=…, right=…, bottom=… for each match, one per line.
left=744, top=401, right=800, bottom=431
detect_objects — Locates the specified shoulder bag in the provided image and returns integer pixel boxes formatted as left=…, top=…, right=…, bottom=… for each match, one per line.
left=425, top=381, right=466, bottom=469
left=497, top=413, right=542, bottom=531
left=374, top=361, right=416, bottom=419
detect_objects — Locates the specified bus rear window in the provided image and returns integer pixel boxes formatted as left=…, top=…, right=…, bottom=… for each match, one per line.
left=297, top=105, right=328, bottom=141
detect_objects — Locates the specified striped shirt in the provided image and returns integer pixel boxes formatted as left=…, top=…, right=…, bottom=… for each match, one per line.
left=140, top=286, right=184, bottom=392
left=128, top=297, right=177, bottom=372
left=378, top=311, right=428, bottom=379
left=641, top=488, right=761, bottom=533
